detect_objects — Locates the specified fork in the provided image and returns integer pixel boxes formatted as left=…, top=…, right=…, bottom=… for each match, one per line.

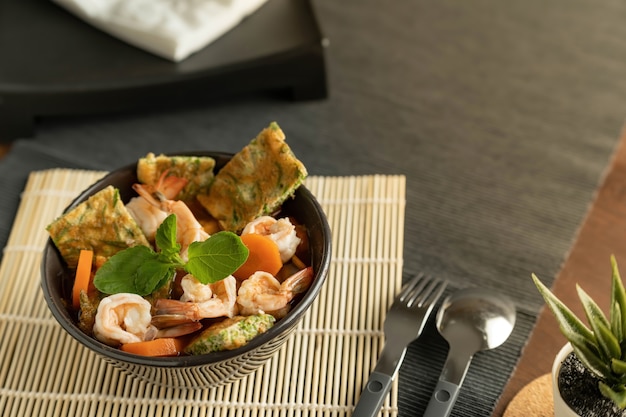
left=352, top=274, right=447, bottom=417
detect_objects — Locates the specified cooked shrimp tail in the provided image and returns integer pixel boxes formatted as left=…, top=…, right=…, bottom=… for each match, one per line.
left=151, top=312, right=203, bottom=338
left=236, top=267, right=314, bottom=318
left=242, top=216, right=301, bottom=262
left=283, top=266, right=314, bottom=294
left=132, top=183, right=210, bottom=259
left=131, top=182, right=161, bottom=207
left=126, top=172, right=189, bottom=242
left=155, top=299, right=203, bottom=319
left=154, top=170, right=188, bottom=200
left=151, top=313, right=196, bottom=328
left=156, top=322, right=203, bottom=338
left=153, top=275, right=239, bottom=320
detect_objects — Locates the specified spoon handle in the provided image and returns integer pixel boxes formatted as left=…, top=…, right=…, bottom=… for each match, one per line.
left=422, top=379, right=461, bottom=417
left=423, top=349, right=472, bottom=417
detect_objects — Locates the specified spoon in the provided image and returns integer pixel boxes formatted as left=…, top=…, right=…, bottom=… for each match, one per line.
left=423, top=288, right=516, bottom=417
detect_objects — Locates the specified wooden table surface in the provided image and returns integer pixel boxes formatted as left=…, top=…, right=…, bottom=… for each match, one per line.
left=494, top=126, right=626, bottom=416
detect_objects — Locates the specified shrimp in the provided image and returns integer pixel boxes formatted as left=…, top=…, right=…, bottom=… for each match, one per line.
left=93, top=293, right=155, bottom=346
left=236, top=267, right=313, bottom=318
left=153, top=275, right=239, bottom=325
left=132, top=182, right=209, bottom=260
left=155, top=322, right=203, bottom=339
left=126, top=171, right=188, bottom=242
left=179, top=273, right=215, bottom=303
left=242, top=216, right=301, bottom=263
left=125, top=198, right=168, bottom=242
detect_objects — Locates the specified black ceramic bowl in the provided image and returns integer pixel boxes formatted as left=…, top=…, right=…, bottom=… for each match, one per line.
left=41, top=151, right=331, bottom=388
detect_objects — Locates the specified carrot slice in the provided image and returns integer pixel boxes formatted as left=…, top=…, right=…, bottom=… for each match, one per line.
left=120, top=338, right=185, bottom=357
left=233, top=233, right=283, bottom=280
left=72, top=249, right=94, bottom=309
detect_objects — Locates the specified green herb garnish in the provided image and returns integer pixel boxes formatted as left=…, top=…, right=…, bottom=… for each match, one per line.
left=94, top=214, right=248, bottom=295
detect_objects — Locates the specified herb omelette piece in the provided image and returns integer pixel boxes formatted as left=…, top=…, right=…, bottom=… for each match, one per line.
left=184, top=314, right=276, bottom=355
left=137, top=153, right=216, bottom=201
left=197, top=122, right=308, bottom=232
left=46, top=185, right=150, bottom=269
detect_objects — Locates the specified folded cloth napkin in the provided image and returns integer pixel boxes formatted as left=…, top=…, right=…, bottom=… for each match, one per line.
left=52, top=0, right=269, bottom=62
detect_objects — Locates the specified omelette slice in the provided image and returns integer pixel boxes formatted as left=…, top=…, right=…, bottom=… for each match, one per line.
left=46, top=185, right=150, bottom=269
left=197, top=122, right=308, bottom=232
left=137, top=153, right=216, bottom=201
left=185, top=314, right=276, bottom=355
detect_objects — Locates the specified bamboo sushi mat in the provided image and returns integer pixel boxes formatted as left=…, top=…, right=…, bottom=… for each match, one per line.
left=0, top=169, right=406, bottom=417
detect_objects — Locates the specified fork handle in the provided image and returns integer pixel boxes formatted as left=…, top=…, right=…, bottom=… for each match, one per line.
left=351, top=371, right=393, bottom=417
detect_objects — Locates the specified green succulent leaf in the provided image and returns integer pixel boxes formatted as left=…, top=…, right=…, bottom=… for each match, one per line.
left=578, top=285, right=621, bottom=360
left=597, top=320, right=622, bottom=362
left=613, top=357, right=626, bottom=375
left=568, top=331, right=602, bottom=358
left=599, top=382, right=626, bottom=409
left=613, top=301, right=624, bottom=343
left=531, top=274, right=595, bottom=343
left=570, top=335, right=612, bottom=379
left=610, top=255, right=626, bottom=339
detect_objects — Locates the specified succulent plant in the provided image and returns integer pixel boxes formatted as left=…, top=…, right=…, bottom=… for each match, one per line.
left=533, top=255, right=626, bottom=408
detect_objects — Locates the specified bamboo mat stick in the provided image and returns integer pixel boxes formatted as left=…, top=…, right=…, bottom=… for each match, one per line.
left=0, top=169, right=406, bottom=417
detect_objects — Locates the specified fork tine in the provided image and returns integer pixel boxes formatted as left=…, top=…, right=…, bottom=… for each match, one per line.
left=398, top=273, right=428, bottom=303
left=400, top=274, right=446, bottom=308
left=416, top=278, right=447, bottom=308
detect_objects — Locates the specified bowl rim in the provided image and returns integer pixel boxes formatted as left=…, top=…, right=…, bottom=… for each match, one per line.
left=41, top=150, right=332, bottom=368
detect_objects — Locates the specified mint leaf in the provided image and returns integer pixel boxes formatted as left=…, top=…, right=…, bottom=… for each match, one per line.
left=93, top=218, right=248, bottom=295
left=186, top=231, right=249, bottom=284
left=155, top=214, right=180, bottom=258
left=94, top=245, right=158, bottom=294
left=135, top=261, right=176, bottom=296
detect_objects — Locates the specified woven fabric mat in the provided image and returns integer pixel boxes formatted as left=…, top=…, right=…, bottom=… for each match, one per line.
left=0, top=169, right=406, bottom=417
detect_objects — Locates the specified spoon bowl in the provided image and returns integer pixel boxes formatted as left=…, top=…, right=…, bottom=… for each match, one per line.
left=423, top=287, right=516, bottom=417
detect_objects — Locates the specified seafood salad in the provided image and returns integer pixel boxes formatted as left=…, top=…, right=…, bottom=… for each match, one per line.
left=46, top=123, right=314, bottom=357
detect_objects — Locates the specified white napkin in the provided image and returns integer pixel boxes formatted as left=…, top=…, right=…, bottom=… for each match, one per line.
left=53, top=0, right=269, bottom=62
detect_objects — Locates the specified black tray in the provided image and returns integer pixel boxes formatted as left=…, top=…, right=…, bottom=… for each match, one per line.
left=0, top=0, right=328, bottom=141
